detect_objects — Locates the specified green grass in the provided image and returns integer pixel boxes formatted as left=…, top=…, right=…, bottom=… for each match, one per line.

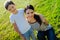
left=0, top=0, right=60, bottom=40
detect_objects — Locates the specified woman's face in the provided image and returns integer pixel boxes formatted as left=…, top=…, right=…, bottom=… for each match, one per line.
left=25, top=9, right=34, bottom=19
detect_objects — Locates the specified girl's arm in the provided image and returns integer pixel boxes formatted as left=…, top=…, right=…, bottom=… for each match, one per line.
left=13, top=23, right=26, bottom=40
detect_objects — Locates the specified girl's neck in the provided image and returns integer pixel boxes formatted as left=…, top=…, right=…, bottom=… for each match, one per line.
left=13, top=9, right=18, bottom=14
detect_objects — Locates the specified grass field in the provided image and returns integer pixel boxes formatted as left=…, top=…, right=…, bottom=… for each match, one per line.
left=0, top=0, right=60, bottom=40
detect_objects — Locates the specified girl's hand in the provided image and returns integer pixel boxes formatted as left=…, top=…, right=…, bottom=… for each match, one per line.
left=21, top=35, right=26, bottom=40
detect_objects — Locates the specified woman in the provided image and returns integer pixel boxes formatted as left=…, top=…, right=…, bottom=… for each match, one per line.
left=24, top=5, right=57, bottom=40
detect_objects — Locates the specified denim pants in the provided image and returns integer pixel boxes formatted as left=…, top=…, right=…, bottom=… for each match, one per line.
left=23, top=27, right=36, bottom=40
left=37, top=28, right=57, bottom=40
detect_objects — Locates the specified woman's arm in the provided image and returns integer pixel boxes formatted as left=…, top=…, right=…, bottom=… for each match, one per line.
left=13, top=23, right=26, bottom=40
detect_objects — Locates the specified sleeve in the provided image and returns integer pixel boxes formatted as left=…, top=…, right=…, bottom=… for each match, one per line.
left=39, top=14, right=46, bottom=22
left=21, top=8, right=24, bottom=12
left=9, top=15, right=15, bottom=24
left=18, top=8, right=24, bottom=16
left=39, top=14, right=45, bottom=20
left=20, top=8, right=24, bottom=12
left=39, top=14, right=49, bottom=25
left=20, top=8, right=24, bottom=15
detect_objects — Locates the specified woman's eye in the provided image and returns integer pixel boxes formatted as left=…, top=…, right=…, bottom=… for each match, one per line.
left=31, top=12, right=33, bottom=13
left=27, top=13, right=29, bottom=14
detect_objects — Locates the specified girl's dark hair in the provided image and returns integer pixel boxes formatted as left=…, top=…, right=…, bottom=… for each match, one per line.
left=4, top=1, right=15, bottom=10
left=24, top=5, right=42, bottom=25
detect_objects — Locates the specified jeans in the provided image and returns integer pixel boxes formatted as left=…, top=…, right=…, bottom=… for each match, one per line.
left=37, top=28, right=57, bottom=40
left=23, top=27, right=36, bottom=40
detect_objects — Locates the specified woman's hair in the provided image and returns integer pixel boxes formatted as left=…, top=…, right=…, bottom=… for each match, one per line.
left=24, top=5, right=42, bottom=25
left=34, top=14, right=42, bottom=25
left=24, top=5, right=34, bottom=12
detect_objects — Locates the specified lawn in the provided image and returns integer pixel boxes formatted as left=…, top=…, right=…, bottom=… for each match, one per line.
left=0, top=0, right=60, bottom=40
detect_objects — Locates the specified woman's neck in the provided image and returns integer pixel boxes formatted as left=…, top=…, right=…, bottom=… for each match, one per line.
left=28, top=17, right=36, bottom=23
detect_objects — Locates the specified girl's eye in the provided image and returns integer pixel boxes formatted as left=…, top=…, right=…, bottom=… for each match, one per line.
left=9, top=9, right=11, bottom=11
left=12, top=6, right=14, bottom=8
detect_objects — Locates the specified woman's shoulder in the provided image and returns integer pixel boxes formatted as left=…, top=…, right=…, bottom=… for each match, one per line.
left=35, top=12, right=44, bottom=17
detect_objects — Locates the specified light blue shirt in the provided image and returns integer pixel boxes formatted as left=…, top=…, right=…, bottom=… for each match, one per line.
left=9, top=9, right=31, bottom=34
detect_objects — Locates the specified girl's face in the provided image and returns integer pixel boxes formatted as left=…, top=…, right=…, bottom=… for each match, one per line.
left=25, top=9, right=34, bottom=19
left=7, top=4, right=17, bottom=14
